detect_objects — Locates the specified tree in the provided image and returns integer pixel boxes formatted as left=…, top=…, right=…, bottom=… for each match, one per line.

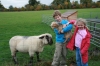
left=30, top=6, right=34, bottom=10
left=60, top=0, right=70, bottom=3
left=35, top=4, right=42, bottom=10
left=29, top=0, right=40, bottom=6
left=52, top=0, right=70, bottom=5
left=51, top=0, right=70, bottom=8
left=21, top=7, right=25, bottom=11
left=0, top=0, right=5, bottom=11
left=80, top=0, right=92, bottom=7
left=9, top=5, right=13, bottom=11
left=51, top=0, right=61, bottom=5
left=96, top=1, right=100, bottom=7
left=13, top=7, right=18, bottom=11
left=64, top=1, right=68, bottom=9
left=25, top=4, right=31, bottom=11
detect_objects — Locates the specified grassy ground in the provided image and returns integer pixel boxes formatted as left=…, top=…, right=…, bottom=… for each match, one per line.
left=0, top=8, right=100, bottom=66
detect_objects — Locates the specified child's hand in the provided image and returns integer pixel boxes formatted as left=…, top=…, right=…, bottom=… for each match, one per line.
left=60, top=30, right=64, bottom=33
left=69, top=20, right=76, bottom=24
left=63, top=24, right=67, bottom=28
left=63, top=22, right=70, bottom=28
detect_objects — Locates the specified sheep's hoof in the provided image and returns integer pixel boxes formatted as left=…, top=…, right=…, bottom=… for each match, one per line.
left=15, top=64, right=19, bottom=66
left=25, top=63, right=33, bottom=66
left=38, top=59, right=42, bottom=62
left=14, top=63, right=19, bottom=66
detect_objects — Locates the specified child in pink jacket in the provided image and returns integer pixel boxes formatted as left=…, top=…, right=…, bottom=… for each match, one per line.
left=66, top=18, right=92, bottom=66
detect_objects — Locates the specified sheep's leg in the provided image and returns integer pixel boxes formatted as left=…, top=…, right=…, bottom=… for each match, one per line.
left=12, top=56, right=18, bottom=64
left=12, top=51, right=18, bottom=64
left=36, top=52, right=41, bottom=62
left=27, top=56, right=33, bottom=66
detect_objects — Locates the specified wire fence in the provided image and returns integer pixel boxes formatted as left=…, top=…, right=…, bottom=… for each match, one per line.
left=87, top=19, right=100, bottom=47
left=42, top=14, right=55, bottom=26
left=78, top=12, right=100, bottom=19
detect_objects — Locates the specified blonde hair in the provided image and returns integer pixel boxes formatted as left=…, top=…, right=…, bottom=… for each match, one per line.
left=76, top=18, right=89, bottom=29
left=53, top=10, right=61, bottom=18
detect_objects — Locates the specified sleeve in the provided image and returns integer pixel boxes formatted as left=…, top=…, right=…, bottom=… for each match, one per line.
left=62, top=24, right=73, bottom=33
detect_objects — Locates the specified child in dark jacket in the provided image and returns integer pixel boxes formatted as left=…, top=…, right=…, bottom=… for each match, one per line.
left=66, top=18, right=92, bottom=66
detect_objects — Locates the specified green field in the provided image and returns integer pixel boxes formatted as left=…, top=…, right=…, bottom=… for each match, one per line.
left=0, top=8, right=100, bottom=66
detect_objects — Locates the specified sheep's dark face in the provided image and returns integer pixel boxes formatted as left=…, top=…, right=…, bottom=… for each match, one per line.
left=45, top=35, right=53, bottom=45
left=39, top=34, right=53, bottom=45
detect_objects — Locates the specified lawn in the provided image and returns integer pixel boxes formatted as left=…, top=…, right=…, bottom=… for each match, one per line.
left=0, top=8, right=100, bottom=66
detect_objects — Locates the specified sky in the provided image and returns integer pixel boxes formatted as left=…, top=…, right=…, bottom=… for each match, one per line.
left=0, top=0, right=98, bottom=9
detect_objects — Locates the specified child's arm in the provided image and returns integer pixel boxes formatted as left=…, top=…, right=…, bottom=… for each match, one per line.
left=63, top=20, right=76, bottom=28
left=63, top=22, right=70, bottom=28
left=61, top=20, right=76, bottom=33
left=61, top=24, right=73, bottom=33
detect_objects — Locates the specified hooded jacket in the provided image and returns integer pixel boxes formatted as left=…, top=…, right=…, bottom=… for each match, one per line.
left=66, top=26, right=91, bottom=63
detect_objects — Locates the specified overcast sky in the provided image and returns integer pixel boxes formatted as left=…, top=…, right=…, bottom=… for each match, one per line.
left=0, top=0, right=98, bottom=9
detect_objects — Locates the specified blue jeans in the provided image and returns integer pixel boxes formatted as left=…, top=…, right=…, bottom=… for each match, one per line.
left=76, top=47, right=88, bottom=66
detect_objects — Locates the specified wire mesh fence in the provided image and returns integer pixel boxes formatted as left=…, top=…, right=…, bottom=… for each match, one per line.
left=42, top=15, right=55, bottom=26
left=78, top=12, right=100, bottom=19
left=87, top=19, right=100, bottom=47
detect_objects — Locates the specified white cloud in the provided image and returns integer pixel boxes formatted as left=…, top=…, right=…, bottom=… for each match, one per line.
left=39, top=0, right=53, bottom=5
left=1, top=0, right=28, bottom=8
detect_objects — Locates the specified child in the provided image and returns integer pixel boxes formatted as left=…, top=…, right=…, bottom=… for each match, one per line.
left=66, top=18, right=92, bottom=66
left=51, top=10, right=73, bottom=66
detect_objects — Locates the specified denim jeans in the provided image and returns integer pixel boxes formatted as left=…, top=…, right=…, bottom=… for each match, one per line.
left=76, top=47, right=88, bottom=66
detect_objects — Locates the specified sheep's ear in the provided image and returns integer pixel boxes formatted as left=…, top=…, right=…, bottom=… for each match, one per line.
left=39, top=36, right=44, bottom=39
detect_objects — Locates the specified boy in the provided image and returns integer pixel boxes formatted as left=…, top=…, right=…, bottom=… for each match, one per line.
left=51, top=10, right=73, bottom=66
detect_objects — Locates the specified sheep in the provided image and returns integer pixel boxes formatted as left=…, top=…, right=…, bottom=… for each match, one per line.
left=50, top=22, right=72, bottom=42
left=9, top=33, right=53, bottom=66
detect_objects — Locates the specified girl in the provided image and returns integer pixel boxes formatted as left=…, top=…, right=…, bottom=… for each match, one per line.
left=66, top=18, right=92, bottom=66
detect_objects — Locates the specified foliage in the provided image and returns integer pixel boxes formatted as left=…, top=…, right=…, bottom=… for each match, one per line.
left=35, top=4, right=42, bottom=10
left=80, top=0, right=92, bottom=7
left=30, top=5, right=34, bottom=11
left=0, top=1, right=5, bottom=11
left=51, top=0, right=70, bottom=6
left=21, top=7, right=26, bottom=11
left=96, top=1, right=100, bottom=7
left=9, top=5, right=13, bottom=11
left=43, top=5, right=50, bottom=10
left=29, top=0, right=40, bottom=6
left=25, top=4, right=31, bottom=11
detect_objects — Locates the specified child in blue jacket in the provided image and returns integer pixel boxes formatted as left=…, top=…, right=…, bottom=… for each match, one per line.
left=51, top=10, right=73, bottom=66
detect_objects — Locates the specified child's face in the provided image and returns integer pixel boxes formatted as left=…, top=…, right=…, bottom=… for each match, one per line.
left=76, top=21, right=85, bottom=30
left=54, top=15, right=62, bottom=22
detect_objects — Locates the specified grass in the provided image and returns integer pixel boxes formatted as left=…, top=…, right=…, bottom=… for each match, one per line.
left=0, top=8, right=100, bottom=66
